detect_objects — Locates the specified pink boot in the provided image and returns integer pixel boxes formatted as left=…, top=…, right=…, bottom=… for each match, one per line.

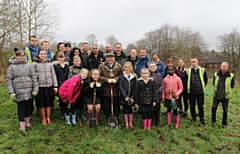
left=86, top=112, right=92, bottom=124
left=128, top=114, right=134, bottom=128
left=147, top=119, right=152, bottom=131
left=166, top=112, right=172, bottom=126
left=124, top=114, right=129, bottom=128
left=142, top=120, right=147, bottom=130
left=175, top=115, right=180, bottom=129
left=95, top=111, right=100, bottom=125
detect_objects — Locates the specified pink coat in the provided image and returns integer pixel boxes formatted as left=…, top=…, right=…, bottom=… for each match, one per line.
left=59, top=74, right=83, bottom=103
left=162, top=74, right=183, bottom=102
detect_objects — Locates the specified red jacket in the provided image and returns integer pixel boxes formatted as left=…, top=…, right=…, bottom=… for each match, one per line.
left=59, top=74, right=84, bottom=103
left=162, top=74, right=183, bottom=102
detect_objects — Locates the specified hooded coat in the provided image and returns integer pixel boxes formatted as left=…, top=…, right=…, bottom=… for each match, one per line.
left=6, top=56, right=38, bottom=102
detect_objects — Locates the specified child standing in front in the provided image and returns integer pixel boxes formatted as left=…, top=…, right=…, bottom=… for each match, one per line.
left=32, top=49, right=58, bottom=125
left=119, top=62, right=137, bottom=128
left=68, top=56, right=86, bottom=121
left=53, top=52, right=69, bottom=119
left=135, top=68, right=157, bottom=131
left=6, top=48, right=38, bottom=135
left=149, top=62, right=164, bottom=127
left=82, top=69, right=103, bottom=125
left=162, top=66, right=183, bottom=129
left=59, top=69, right=89, bottom=125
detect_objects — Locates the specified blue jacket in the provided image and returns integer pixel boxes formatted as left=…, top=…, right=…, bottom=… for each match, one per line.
left=135, top=56, right=150, bottom=77
left=155, top=60, right=165, bottom=77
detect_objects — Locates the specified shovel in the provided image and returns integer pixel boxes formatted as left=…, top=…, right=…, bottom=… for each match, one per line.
left=108, top=84, right=118, bottom=129
left=89, top=87, right=97, bottom=128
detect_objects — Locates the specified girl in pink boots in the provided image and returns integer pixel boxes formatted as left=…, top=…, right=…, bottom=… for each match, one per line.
left=162, top=66, right=183, bottom=129
left=82, top=69, right=103, bottom=125
left=59, top=69, right=88, bottom=125
left=6, top=48, right=38, bottom=135
left=135, top=68, right=157, bottom=131
left=119, top=62, right=137, bottom=128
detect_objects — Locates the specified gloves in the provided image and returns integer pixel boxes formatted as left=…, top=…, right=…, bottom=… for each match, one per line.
left=31, top=91, right=38, bottom=96
left=10, top=93, right=17, bottom=102
left=96, top=81, right=101, bottom=87
left=125, top=97, right=131, bottom=102
left=53, top=88, right=58, bottom=94
left=90, top=82, right=95, bottom=88
left=108, top=79, right=116, bottom=84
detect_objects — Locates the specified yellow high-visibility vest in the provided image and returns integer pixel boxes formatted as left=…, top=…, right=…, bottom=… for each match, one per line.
left=186, top=68, right=205, bottom=93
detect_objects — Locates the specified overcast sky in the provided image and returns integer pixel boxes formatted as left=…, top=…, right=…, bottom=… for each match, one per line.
left=54, top=0, right=240, bottom=50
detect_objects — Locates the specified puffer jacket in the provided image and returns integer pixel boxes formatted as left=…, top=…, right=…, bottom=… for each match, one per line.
left=119, top=72, right=137, bottom=106
left=135, top=56, right=150, bottom=77
left=150, top=71, right=164, bottom=101
left=32, top=57, right=58, bottom=88
left=162, top=74, right=183, bottom=101
left=59, top=74, right=84, bottom=103
left=98, top=61, right=123, bottom=97
left=53, top=61, right=69, bottom=87
left=155, top=60, right=165, bottom=77
left=135, top=77, right=157, bottom=105
left=6, top=56, right=38, bottom=102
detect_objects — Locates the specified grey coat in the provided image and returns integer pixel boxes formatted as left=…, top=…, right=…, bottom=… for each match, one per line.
left=6, top=56, right=38, bottom=102
left=32, top=57, right=58, bottom=88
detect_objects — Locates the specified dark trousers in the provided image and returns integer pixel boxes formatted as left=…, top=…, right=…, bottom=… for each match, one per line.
left=122, top=105, right=133, bottom=114
left=102, top=96, right=120, bottom=117
left=165, top=99, right=179, bottom=115
left=17, top=100, right=31, bottom=122
left=64, top=102, right=76, bottom=115
left=29, top=98, right=34, bottom=116
left=59, top=98, right=65, bottom=116
left=179, top=90, right=188, bottom=112
left=188, top=94, right=204, bottom=122
left=141, top=112, right=151, bottom=120
left=211, top=97, right=229, bottom=125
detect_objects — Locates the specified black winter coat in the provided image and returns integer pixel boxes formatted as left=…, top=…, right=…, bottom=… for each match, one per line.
left=53, top=62, right=69, bottom=87
left=135, top=78, right=157, bottom=105
left=184, top=67, right=208, bottom=95
left=87, top=51, right=106, bottom=70
left=82, top=79, right=103, bottom=98
left=119, top=72, right=137, bottom=106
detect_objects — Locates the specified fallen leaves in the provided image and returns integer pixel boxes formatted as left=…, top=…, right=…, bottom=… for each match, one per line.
left=228, top=132, right=239, bottom=137
left=98, top=146, right=103, bottom=150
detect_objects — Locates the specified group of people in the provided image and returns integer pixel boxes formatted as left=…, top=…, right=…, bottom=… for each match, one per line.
left=6, top=35, right=235, bottom=135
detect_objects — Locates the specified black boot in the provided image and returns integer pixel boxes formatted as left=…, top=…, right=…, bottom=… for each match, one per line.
left=155, top=112, right=160, bottom=127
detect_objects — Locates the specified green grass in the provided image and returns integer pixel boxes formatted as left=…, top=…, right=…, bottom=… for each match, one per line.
left=0, top=83, right=240, bottom=154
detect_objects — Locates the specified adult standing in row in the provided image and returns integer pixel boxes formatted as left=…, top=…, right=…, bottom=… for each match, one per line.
left=25, top=36, right=40, bottom=64
left=105, top=44, right=112, bottom=53
left=81, top=43, right=91, bottom=69
left=211, top=62, right=234, bottom=128
left=88, top=44, right=106, bottom=70
left=185, top=57, right=208, bottom=126
left=135, top=48, right=150, bottom=77
left=127, top=49, right=138, bottom=71
left=98, top=52, right=123, bottom=122
left=53, top=42, right=65, bottom=61
left=151, top=49, right=165, bottom=77
left=114, top=43, right=127, bottom=66
left=64, top=43, right=71, bottom=63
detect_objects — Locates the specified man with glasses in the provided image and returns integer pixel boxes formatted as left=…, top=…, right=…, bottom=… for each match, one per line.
left=185, top=57, right=208, bottom=126
left=25, top=36, right=40, bottom=64
left=88, top=44, right=106, bottom=70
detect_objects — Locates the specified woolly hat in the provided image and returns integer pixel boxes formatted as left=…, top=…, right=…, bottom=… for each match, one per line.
left=65, top=43, right=71, bottom=48
left=151, top=49, right=159, bottom=57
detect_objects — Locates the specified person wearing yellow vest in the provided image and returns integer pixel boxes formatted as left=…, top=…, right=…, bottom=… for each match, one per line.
left=25, top=36, right=40, bottom=64
left=185, top=57, right=208, bottom=126
left=211, top=62, right=234, bottom=128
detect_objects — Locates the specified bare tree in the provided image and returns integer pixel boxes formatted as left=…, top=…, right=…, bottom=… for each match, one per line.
left=85, top=34, right=98, bottom=50
left=105, top=35, right=118, bottom=48
left=218, top=29, right=240, bottom=70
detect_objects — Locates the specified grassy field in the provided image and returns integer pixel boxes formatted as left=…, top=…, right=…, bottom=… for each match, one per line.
left=0, top=83, right=239, bottom=154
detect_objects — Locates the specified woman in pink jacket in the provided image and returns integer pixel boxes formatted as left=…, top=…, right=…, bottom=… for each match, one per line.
left=59, top=69, right=88, bottom=125
left=162, top=66, right=183, bottom=129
